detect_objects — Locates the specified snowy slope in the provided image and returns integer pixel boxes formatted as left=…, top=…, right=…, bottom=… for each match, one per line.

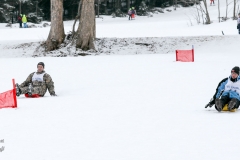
left=1, top=55, right=240, bottom=160
left=1, top=0, right=240, bottom=160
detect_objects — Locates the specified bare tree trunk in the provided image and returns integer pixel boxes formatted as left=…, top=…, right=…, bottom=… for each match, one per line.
left=105, top=0, right=108, bottom=14
left=195, top=3, right=200, bottom=24
left=202, top=0, right=211, bottom=24
left=218, top=0, right=220, bottom=22
left=127, top=0, right=130, bottom=10
left=19, top=0, right=21, bottom=14
left=233, top=0, right=236, bottom=19
left=237, top=5, right=240, bottom=15
left=199, top=3, right=205, bottom=24
left=97, top=0, right=100, bottom=18
left=72, top=0, right=82, bottom=39
left=226, top=0, right=228, bottom=19
left=46, top=0, right=65, bottom=51
left=76, top=0, right=96, bottom=51
left=115, top=0, right=121, bottom=10
left=174, top=0, right=177, bottom=10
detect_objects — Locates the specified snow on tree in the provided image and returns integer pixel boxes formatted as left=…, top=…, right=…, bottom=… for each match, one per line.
left=138, top=1, right=149, bottom=16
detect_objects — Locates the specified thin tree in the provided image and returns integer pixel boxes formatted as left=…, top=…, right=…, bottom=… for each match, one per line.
left=105, top=0, right=108, bottom=14
left=233, top=0, right=237, bottom=19
left=225, top=0, right=233, bottom=20
left=46, top=0, right=65, bottom=51
left=218, top=0, right=220, bottom=22
left=202, top=0, right=211, bottom=24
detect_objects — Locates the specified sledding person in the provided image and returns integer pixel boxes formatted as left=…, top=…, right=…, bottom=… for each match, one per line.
left=22, top=14, right=28, bottom=28
left=237, top=13, right=240, bottom=34
left=15, top=62, right=57, bottom=97
left=17, top=14, right=22, bottom=28
left=206, top=66, right=240, bottom=112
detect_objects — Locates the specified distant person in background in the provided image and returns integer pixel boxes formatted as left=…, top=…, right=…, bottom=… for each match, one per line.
left=131, top=7, right=136, bottom=19
left=22, top=14, right=28, bottom=28
left=210, top=0, right=214, bottom=5
left=17, top=14, right=22, bottom=28
left=237, top=13, right=240, bottom=34
left=128, top=8, right=132, bottom=20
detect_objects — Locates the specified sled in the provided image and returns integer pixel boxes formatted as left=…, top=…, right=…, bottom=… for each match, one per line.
left=222, top=104, right=237, bottom=112
left=25, top=94, right=40, bottom=98
left=131, top=14, right=135, bottom=19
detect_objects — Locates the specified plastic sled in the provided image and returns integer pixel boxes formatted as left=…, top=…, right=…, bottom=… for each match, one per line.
left=222, top=104, right=237, bottom=112
left=131, top=14, right=135, bottom=19
left=25, top=94, right=40, bottom=98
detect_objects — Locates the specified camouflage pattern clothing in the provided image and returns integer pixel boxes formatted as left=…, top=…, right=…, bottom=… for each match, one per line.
left=19, top=71, right=55, bottom=96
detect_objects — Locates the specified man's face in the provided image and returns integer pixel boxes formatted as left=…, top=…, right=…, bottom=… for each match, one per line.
left=37, top=65, right=44, bottom=72
left=231, top=72, right=238, bottom=79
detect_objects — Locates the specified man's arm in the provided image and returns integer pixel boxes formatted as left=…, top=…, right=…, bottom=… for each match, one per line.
left=44, top=73, right=56, bottom=96
left=19, top=72, right=34, bottom=88
left=214, top=77, right=228, bottom=99
left=205, top=77, right=228, bottom=108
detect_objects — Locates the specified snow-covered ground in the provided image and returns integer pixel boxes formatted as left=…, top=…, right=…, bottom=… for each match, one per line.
left=1, top=0, right=240, bottom=160
left=0, top=0, right=239, bottom=57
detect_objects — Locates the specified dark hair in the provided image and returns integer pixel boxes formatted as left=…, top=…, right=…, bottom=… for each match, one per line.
left=37, top=62, right=45, bottom=68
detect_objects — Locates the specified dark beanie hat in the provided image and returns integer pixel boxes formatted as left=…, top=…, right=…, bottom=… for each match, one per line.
left=231, top=66, right=239, bottom=75
left=37, top=62, right=45, bottom=68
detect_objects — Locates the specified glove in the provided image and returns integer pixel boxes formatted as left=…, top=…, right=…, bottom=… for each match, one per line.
left=205, top=103, right=214, bottom=108
left=205, top=98, right=215, bottom=108
left=51, top=93, right=57, bottom=96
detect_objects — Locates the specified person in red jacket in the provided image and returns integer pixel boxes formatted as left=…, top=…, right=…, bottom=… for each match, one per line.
left=17, top=14, right=22, bottom=28
left=210, top=0, right=215, bottom=5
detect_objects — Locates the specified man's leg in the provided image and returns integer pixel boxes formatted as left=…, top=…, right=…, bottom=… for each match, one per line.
left=17, top=86, right=45, bottom=97
left=228, top=98, right=240, bottom=110
left=19, top=86, right=29, bottom=95
left=215, top=96, right=230, bottom=111
left=32, top=86, right=46, bottom=96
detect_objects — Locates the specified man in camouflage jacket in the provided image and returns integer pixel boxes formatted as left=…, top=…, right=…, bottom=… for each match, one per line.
left=16, top=62, right=57, bottom=97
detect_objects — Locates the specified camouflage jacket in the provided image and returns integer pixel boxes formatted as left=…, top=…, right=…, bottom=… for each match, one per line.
left=20, top=71, right=55, bottom=96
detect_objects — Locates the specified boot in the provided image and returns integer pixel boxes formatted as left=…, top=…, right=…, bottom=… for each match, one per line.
left=215, top=98, right=223, bottom=112
left=28, top=83, right=33, bottom=97
left=16, top=83, right=21, bottom=97
left=228, top=98, right=237, bottom=111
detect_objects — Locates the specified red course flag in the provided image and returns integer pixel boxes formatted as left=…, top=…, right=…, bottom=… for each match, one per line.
left=176, top=47, right=194, bottom=62
left=0, top=79, right=17, bottom=109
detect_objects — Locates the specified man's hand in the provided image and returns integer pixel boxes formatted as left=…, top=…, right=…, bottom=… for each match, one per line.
left=51, top=93, right=57, bottom=96
left=205, top=98, right=215, bottom=108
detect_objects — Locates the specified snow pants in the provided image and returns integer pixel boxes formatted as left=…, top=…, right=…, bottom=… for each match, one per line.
left=129, top=14, right=132, bottom=20
left=220, top=96, right=240, bottom=109
left=19, top=22, right=22, bottom=28
left=20, top=86, right=45, bottom=96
